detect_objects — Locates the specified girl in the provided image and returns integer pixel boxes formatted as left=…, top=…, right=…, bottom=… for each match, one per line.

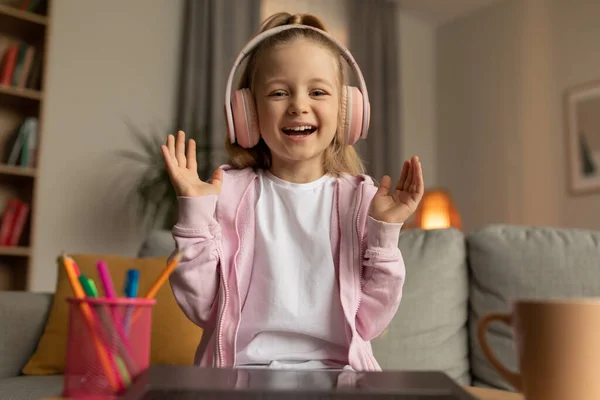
left=161, top=12, right=424, bottom=372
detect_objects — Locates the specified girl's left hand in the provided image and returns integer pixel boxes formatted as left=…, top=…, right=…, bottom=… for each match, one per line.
left=369, top=156, right=424, bottom=224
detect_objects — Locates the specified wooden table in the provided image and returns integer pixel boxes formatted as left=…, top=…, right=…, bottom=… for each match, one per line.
left=465, top=386, right=523, bottom=400
left=43, top=387, right=523, bottom=400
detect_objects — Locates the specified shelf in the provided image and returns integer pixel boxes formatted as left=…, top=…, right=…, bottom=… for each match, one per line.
left=0, top=5, right=47, bottom=43
left=0, top=245, right=30, bottom=257
left=0, top=85, right=42, bottom=113
left=0, top=0, right=50, bottom=291
left=0, top=5, right=47, bottom=25
left=0, top=85, right=42, bottom=101
left=0, top=164, right=36, bottom=178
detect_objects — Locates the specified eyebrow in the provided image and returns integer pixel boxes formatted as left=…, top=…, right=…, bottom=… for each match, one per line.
left=262, top=77, right=334, bottom=88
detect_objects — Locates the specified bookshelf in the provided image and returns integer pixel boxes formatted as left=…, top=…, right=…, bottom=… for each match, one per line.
left=0, top=0, right=50, bottom=290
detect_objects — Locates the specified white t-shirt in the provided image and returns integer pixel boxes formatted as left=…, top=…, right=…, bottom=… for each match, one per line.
left=235, top=169, right=349, bottom=369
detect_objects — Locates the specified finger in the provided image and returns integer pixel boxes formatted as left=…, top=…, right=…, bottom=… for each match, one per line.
left=414, top=159, right=424, bottom=195
left=396, top=160, right=409, bottom=191
left=403, top=159, right=414, bottom=191
left=376, top=175, right=392, bottom=197
left=210, top=168, right=223, bottom=191
left=167, top=134, right=176, bottom=162
left=410, top=156, right=420, bottom=192
left=186, top=139, right=197, bottom=172
left=161, top=144, right=177, bottom=177
left=175, top=130, right=187, bottom=167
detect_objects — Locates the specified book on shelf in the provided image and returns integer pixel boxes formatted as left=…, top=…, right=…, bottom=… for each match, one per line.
left=0, top=0, right=48, bottom=93
left=0, top=0, right=46, bottom=13
left=0, top=198, right=29, bottom=246
left=0, top=38, right=43, bottom=91
left=5, top=116, right=38, bottom=168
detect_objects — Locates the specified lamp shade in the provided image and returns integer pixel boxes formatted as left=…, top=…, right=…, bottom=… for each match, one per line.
left=412, top=189, right=461, bottom=230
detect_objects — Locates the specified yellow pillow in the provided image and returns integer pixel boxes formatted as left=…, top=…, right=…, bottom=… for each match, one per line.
left=22, top=253, right=203, bottom=375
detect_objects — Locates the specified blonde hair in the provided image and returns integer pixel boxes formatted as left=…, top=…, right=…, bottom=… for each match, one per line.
left=225, top=12, right=365, bottom=176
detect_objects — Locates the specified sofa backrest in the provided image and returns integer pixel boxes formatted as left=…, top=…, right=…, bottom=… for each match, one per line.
left=0, top=291, right=53, bottom=378
left=466, top=224, right=600, bottom=390
left=371, top=227, right=471, bottom=385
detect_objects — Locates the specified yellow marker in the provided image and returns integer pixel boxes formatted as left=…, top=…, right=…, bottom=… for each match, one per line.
left=62, top=256, right=121, bottom=392
left=144, top=250, right=183, bottom=299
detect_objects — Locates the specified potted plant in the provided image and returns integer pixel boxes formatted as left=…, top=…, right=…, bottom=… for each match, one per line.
left=118, top=121, right=209, bottom=231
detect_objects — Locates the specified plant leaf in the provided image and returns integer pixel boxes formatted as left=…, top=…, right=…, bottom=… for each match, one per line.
left=116, top=149, right=154, bottom=164
left=123, top=119, right=163, bottom=158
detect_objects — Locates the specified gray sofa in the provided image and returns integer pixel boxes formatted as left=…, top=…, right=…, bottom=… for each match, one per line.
left=1, top=224, right=599, bottom=399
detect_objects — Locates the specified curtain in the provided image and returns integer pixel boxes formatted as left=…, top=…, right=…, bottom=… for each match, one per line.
left=347, top=0, right=402, bottom=181
left=177, top=0, right=262, bottom=180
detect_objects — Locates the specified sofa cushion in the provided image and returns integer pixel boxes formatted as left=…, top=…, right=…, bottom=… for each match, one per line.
left=467, top=224, right=600, bottom=390
left=22, top=254, right=203, bottom=375
left=371, top=228, right=470, bottom=385
left=0, top=375, right=63, bottom=400
left=0, top=292, right=53, bottom=379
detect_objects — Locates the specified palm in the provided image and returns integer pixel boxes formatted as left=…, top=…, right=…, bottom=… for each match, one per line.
left=161, top=131, right=222, bottom=197
left=369, top=156, right=424, bottom=224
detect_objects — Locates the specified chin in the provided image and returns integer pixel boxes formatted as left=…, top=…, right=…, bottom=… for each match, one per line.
left=274, top=147, right=326, bottom=163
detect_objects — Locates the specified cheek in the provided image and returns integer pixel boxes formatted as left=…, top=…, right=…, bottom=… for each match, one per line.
left=320, top=102, right=339, bottom=125
left=256, top=99, right=281, bottom=126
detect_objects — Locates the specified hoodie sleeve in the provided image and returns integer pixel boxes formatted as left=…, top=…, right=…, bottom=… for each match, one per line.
left=168, top=195, right=222, bottom=330
left=355, top=216, right=406, bottom=341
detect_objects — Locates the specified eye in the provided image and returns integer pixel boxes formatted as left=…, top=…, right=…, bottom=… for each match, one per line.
left=269, top=90, right=287, bottom=97
left=311, top=89, right=327, bottom=96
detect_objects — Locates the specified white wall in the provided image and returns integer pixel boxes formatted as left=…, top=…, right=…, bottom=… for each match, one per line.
left=30, top=0, right=183, bottom=291
left=398, top=11, right=437, bottom=188
left=437, top=0, right=600, bottom=232
left=437, top=0, right=522, bottom=232
left=261, top=0, right=348, bottom=46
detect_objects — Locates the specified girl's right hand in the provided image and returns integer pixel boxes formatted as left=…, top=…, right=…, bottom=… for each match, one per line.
left=161, top=130, right=222, bottom=197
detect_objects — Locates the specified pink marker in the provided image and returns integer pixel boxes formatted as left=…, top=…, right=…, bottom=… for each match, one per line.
left=96, top=261, right=139, bottom=376
left=96, top=261, right=116, bottom=298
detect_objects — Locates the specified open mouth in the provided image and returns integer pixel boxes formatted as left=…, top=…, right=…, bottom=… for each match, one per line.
left=281, top=125, right=317, bottom=136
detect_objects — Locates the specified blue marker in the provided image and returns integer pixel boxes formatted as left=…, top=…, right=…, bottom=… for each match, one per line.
left=123, top=269, right=139, bottom=336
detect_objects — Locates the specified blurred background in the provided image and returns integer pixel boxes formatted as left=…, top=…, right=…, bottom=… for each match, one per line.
left=1, top=0, right=599, bottom=292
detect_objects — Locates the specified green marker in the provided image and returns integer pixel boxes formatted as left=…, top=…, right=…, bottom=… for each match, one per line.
left=79, top=275, right=98, bottom=297
left=79, top=275, right=133, bottom=388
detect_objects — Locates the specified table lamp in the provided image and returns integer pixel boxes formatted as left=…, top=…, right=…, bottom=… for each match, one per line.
left=411, top=189, right=461, bottom=230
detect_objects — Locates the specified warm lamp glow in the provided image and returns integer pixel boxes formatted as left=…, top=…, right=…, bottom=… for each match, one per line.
left=412, top=189, right=461, bottom=230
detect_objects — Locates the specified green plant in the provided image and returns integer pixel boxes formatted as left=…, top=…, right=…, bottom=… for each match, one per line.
left=118, top=121, right=208, bottom=231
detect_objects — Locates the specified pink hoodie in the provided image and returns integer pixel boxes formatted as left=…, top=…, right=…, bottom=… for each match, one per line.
left=169, top=165, right=406, bottom=371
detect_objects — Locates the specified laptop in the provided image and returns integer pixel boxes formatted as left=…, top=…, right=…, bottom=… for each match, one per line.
left=121, top=365, right=478, bottom=400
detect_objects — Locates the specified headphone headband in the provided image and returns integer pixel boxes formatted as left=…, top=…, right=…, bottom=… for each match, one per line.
left=224, top=24, right=370, bottom=144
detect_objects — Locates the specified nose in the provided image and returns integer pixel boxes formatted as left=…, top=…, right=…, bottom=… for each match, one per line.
left=287, top=93, right=309, bottom=115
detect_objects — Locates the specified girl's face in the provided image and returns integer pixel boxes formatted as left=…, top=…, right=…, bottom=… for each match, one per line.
left=253, top=38, right=340, bottom=175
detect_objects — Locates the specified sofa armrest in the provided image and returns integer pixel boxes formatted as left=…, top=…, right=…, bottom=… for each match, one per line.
left=0, top=290, right=53, bottom=378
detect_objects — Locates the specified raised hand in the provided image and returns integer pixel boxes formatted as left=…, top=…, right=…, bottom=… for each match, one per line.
left=161, top=130, right=222, bottom=197
left=369, top=156, right=424, bottom=224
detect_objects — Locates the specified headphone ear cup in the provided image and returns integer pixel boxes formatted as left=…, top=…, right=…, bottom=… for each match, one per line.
left=231, top=88, right=260, bottom=148
left=339, top=86, right=349, bottom=144
left=339, top=86, right=364, bottom=145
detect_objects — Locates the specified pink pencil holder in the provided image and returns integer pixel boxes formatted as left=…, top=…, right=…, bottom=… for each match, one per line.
left=63, top=297, right=155, bottom=399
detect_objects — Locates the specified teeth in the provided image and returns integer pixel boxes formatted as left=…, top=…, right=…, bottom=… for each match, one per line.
left=284, top=126, right=313, bottom=131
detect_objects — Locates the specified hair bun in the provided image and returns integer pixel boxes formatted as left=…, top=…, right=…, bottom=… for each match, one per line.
left=289, top=14, right=327, bottom=31
left=258, top=12, right=329, bottom=34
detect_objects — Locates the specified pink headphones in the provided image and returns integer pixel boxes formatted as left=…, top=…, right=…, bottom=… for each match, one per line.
left=224, top=24, right=371, bottom=148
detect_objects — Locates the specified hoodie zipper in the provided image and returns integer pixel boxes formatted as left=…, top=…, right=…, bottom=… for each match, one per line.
left=215, top=176, right=257, bottom=368
left=215, top=246, right=228, bottom=368
left=354, top=183, right=364, bottom=317
left=354, top=183, right=377, bottom=371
